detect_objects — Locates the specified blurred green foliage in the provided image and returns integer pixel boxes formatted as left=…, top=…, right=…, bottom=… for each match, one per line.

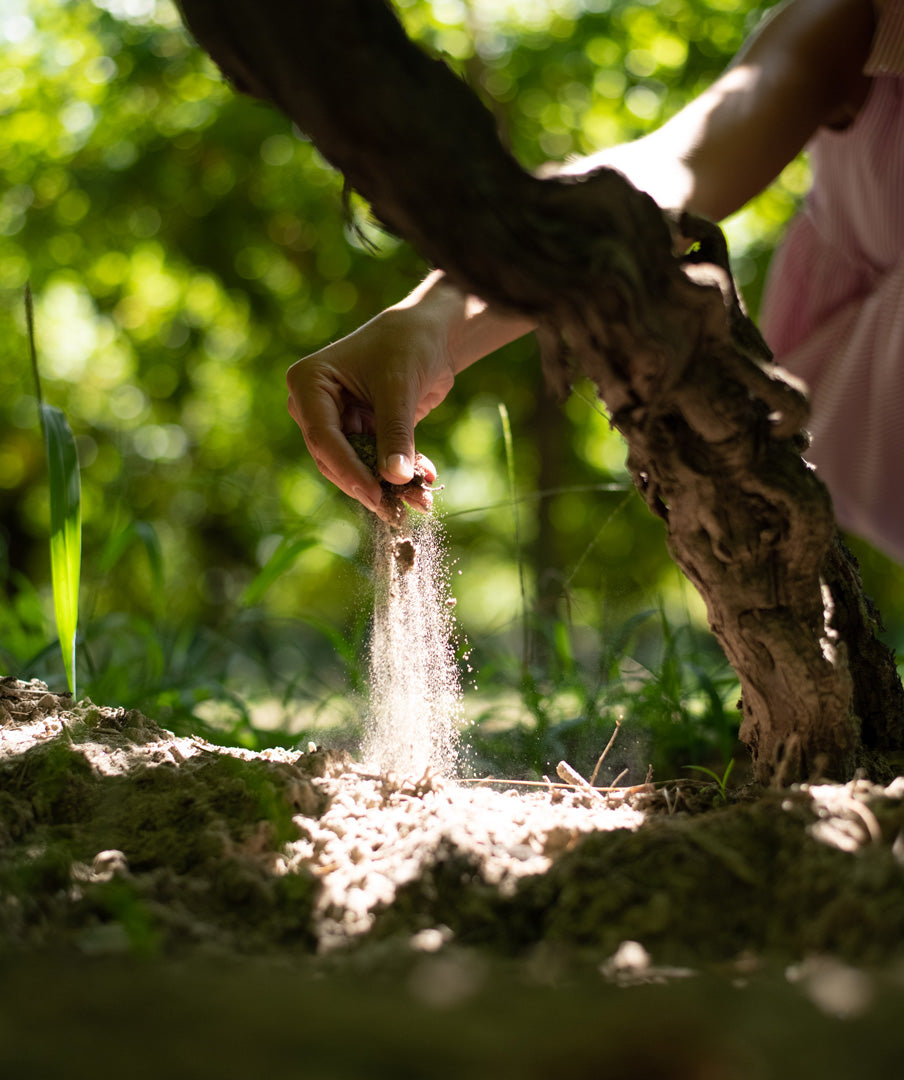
left=3, top=0, right=903, bottom=765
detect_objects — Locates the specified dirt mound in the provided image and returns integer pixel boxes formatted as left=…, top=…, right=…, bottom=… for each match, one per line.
left=3, top=675, right=904, bottom=970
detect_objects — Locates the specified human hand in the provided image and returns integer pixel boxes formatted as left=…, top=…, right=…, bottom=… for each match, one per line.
left=286, top=302, right=455, bottom=519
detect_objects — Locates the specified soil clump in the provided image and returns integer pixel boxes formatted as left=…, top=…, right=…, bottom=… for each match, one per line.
left=347, top=432, right=436, bottom=524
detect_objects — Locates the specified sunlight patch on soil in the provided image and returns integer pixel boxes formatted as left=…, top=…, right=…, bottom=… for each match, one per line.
left=288, top=769, right=644, bottom=951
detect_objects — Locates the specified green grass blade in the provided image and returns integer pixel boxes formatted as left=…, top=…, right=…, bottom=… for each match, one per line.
left=240, top=535, right=317, bottom=608
left=98, top=523, right=136, bottom=575
left=498, top=402, right=529, bottom=674
left=41, top=403, right=81, bottom=698
left=133, top=521, right=164, bottom=598
left=25, top=283, right=43, bottom=410
left=100, top=520, right=165, bottom=613
left=26, top=283, right=82, bottom=697
left=553, top=618, right=576, bottom=678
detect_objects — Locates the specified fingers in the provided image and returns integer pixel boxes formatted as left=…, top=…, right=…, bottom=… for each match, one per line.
left=286, top=312, right=449, bottom=514
left=286, top=361, right=382, bottom=513
left=402, top=484, right=434, bottom=515
left=415, top=454, right=437, bottom=483
left=374, top=371, right=420, bottom=484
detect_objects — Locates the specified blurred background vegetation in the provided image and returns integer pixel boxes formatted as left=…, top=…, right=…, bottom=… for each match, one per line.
left=4, top=0, right=904, bottom=778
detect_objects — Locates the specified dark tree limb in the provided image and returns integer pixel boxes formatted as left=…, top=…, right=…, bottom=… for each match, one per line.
left=177, top=0, right=903, bottom=783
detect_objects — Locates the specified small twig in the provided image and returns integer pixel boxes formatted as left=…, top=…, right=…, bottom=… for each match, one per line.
left=459, top=776, right=651, bottom=794
left=556, top=760, right=604, bottom=800
left=589, top=716, right=623, bottom=786
left=556, top=760, right=589, bottom=787
left=350, top=768, right=706, bottom=794
left=5, top=687, right=67, bottom=697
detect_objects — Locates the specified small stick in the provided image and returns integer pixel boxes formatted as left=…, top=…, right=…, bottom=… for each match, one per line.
left=557, top=760, right=605, bottom=800
left=589, top=716, right=623, bottom=786
left=347, top=771, right=698, bottom=793
left=457, top=776, right=708, bottom=799
left=556, top=760, right=591, bottom=787
left=472, top=776, right=595, bottom=793
left=610, top=767, right=629, bottom=788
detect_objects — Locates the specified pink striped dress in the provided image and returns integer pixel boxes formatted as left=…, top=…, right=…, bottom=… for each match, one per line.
left=761, top=0, right=904, bottom=561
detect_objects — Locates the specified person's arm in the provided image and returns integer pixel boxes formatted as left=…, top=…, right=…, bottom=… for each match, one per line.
left=286, top=271, right=533, bottom=513
left=560, top=0, right=875, bottom=221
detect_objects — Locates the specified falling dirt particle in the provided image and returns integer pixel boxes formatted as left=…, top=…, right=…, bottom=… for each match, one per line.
left=393, top=538, right=417, bottom=573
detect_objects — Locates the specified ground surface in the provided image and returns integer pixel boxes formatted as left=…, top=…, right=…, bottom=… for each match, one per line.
left=3, top=675, right=904, bottom=1076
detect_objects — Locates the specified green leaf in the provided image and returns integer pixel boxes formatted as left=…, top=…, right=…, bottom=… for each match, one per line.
left=100, top=519, right=165, bottom=607
left=553, top=618, right=576, bottom=677
left=133, top=521, right=164, bottom=598
left=239, top=535, right=317, bottom=608
left=98, top=524, right=136, bottom=575
left=41, top=403, right=81, bottom=697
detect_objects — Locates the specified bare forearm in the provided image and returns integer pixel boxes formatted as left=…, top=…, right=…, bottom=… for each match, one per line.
left=561, top=0, right=875, bottom=224
left=390, top=269, right=536, bottom=373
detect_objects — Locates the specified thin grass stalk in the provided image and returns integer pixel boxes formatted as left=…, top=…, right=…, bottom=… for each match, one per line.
left=25, top=284, right=82, bottom=698
left=498, top=402, right=529, bottom=676
left=442, top=482, right=629, bottom=520
left=564, top=488, right=635, bottom=589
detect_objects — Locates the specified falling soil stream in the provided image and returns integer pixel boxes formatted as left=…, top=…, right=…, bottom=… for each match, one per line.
left=363, top=515, right=463, bottom=778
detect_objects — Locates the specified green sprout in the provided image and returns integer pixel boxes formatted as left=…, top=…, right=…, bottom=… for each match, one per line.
left=25, top=283, right=82, bottom=698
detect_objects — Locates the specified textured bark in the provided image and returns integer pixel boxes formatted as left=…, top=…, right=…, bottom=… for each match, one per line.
left=177, top=0, right=904, bottom=783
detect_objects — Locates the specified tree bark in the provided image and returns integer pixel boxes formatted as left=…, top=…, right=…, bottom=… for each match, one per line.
left=176, top=0, right=903, bottom=783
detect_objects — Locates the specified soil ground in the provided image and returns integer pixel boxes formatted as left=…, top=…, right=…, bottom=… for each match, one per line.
left=3, top=675, right=904, bottom=1077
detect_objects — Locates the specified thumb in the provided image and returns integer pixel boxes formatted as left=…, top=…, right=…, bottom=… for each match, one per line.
left=375, top=376, right=419, bottom=484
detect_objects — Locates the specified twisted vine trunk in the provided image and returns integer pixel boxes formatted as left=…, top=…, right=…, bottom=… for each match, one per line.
left=177, top=0, right=903, bottom=783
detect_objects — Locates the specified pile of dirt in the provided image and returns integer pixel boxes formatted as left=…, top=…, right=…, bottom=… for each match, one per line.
left=7, top=675, right=904, bottom=1076
left=3, top=675, right=904, bottom=971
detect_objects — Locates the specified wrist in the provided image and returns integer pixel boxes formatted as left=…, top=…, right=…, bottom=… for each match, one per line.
left=389, top=270, right=535, bottom=373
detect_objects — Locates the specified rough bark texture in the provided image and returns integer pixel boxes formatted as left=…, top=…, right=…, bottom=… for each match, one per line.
left=176, top=0, right=904, bottom=783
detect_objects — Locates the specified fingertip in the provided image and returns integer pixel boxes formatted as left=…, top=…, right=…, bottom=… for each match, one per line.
left=383, top=453, right=414, bottom=485
left=352, top=484, right=382, bottom=514
left=417, top=454, right=437, bottom=482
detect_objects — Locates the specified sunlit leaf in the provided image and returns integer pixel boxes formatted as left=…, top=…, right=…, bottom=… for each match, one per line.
left=27, top=282, right=81, bottom=697
left=41, top=403, right=82, bottom=697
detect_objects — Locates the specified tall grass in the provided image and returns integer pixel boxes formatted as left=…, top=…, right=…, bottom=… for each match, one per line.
left=460, top=603, right=740, bottom=782
left=498, top=402, right=529, bottom=673
left=25, top=284, right=82, bottom=698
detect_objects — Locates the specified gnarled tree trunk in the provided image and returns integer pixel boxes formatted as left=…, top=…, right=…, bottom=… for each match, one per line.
left=176, top=0, right=903, bottom=783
